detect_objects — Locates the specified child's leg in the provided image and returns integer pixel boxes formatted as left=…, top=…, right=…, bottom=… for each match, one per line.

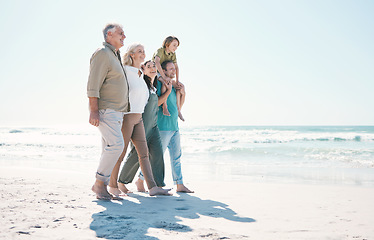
left=161, top=83, right=170, bottom=116
left=176, top=90, right=185, bottom=121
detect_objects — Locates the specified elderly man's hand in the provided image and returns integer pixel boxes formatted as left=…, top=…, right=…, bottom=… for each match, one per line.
left=89, top=111, right=100, bottom=127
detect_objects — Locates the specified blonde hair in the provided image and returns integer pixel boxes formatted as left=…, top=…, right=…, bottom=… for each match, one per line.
left=162, top=36, right=180, bottom=48
left=123, top=43, right=144, bottom=66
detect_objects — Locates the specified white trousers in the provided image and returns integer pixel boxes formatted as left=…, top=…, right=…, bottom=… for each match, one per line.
left=95, top=109, right=125, bottom=185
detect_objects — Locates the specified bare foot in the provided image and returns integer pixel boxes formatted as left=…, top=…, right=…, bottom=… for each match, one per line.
left=162, top=104, right=171, bottom=116
left=178, top=111, right=185, bottom=121
left=92, top=182, right=112, bottom=200
left=177, top=184, right=194, bottom=193
left=135, top=179, right=146, bottom=192
left=149, top=187, right=172, bottom=196
left=118, top=183, right=132, bottom=194
left=109, top=186, right=128, bottom=197
left=111, top=195, right=124, bottom=200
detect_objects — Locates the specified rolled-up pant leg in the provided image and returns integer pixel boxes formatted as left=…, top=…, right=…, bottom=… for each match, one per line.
left=96, top=109, right=125, bottom=185
left=108, top=113, right=137, bottom=187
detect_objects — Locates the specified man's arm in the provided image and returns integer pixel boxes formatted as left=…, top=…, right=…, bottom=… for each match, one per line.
left=87, top=49, right=109, bottom=126
left=174, top=62, right=179, bottom=83
left=89, top=97, right=100, bottom=126
left=158, top=81, right=172, bottom=106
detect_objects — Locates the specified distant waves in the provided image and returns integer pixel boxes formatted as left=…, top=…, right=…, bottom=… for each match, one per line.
left=1, top=126, right=374, bottom=185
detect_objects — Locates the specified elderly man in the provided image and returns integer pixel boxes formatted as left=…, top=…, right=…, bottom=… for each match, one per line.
left=156, top=60, right=193, bottom=193
left=87, top=23, right=129, bottom=200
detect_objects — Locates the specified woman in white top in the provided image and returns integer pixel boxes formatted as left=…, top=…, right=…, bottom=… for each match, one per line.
left=108, top=43, right=171, bottom=197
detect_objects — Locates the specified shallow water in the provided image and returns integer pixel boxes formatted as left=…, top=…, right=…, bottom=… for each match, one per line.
left=1, top=125, right=373, bottom=186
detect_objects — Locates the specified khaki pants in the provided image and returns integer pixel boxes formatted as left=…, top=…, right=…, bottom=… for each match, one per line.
left=118, top=93, right=165, bottom=187
left=110, top=113, right=156, bottom=190
left=96, top=109, right=125, bottom=185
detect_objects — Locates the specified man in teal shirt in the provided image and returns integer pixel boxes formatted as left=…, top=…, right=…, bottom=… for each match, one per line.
left=157, top=61, right=193, bottom=193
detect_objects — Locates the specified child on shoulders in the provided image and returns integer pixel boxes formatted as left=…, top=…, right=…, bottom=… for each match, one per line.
left=153, top=36, right=185, bottom=121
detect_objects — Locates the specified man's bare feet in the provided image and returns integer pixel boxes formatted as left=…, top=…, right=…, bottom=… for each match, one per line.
left=178, top=111, right=185, bottom=121
left=177, top=184, right=194, bottom=193
left=92, top=180, right=113, bottom=200
left=108, top=186, right=128, bottom=197
left=162, top=104, right=171, bottom=116
left=135, top=178, right=146, bottom=192
left=149, top=186, right=172, bottom=196
left=118, top=183, right=132, bottom=194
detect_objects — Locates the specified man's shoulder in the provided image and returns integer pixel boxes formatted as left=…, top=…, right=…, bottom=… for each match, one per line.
left=90, top=46, right=112, bottom=62
left=94, top=45, right=113, bottom=56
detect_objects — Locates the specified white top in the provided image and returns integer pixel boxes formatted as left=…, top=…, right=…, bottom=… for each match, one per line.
left=124, top=65, right=149, bottom=114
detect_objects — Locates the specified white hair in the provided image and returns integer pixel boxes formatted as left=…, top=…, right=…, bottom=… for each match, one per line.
left=103, top=23, right=123, bottom=40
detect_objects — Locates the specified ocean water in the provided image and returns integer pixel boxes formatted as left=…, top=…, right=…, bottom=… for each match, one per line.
left=1, top=125, right=373, bottom=186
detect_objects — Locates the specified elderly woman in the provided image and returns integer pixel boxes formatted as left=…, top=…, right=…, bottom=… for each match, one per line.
left=108, top=44, right=171, bottom=197
left=117, top=60, right=172, bottom=193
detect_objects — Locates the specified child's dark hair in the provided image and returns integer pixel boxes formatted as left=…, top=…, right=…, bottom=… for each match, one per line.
left=161, top=60, right=173, bottom=71
left=162, top=36, right=180, bottom=48
left=142, top=60, right=158, bottom=89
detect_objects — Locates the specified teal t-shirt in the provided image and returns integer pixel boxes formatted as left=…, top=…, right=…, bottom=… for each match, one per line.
left=156, top=80, right=179, bottom=131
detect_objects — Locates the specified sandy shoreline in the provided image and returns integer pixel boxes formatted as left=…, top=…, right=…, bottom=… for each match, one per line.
left=1, top=166, right=374, bottom=240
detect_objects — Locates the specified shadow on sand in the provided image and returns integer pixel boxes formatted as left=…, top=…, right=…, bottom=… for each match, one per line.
left=90, top=192, right=255, bottom=239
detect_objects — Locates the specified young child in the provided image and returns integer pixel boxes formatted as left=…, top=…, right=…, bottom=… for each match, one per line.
left=153, top=36, right=185, bottom=121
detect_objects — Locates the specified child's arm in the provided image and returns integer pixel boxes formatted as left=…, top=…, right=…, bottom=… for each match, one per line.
left=154, top=56, right=171, bottom=83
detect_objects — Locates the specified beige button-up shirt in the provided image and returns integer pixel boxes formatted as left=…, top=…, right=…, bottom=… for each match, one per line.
left=87, top=42, right=130, bottom=112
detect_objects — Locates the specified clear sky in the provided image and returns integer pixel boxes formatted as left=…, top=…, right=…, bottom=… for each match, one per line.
left=0, top=0, right=373, bottom=126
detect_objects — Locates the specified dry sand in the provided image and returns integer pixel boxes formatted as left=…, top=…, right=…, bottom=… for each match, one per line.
left=1, top=166, right=374, bottom=240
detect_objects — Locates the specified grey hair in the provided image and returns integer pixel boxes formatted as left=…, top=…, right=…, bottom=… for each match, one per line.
left=103, top=23, right=123, bottom=40
left=123, top=43, right=144, bottom=66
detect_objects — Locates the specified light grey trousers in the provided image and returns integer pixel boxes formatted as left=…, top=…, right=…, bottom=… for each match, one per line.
left=95, top=109, right=125, bottom=185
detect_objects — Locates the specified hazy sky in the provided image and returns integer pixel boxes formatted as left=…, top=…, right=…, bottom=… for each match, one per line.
left=0, top=0, right=373, bottom=126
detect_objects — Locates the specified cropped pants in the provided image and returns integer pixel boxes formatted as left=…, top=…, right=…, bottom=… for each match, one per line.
left=118, top=92, right=165, bottom=187
left=118, top=125, right=165, bottom=187
left=109, top=113, right=156, bottom=190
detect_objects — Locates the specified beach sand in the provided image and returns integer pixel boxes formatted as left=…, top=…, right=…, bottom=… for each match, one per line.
left=1, top=166, right=374, bottom=240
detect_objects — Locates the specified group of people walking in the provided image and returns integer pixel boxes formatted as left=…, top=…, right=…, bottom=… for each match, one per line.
left=87, top=23, right=193, bottom=200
